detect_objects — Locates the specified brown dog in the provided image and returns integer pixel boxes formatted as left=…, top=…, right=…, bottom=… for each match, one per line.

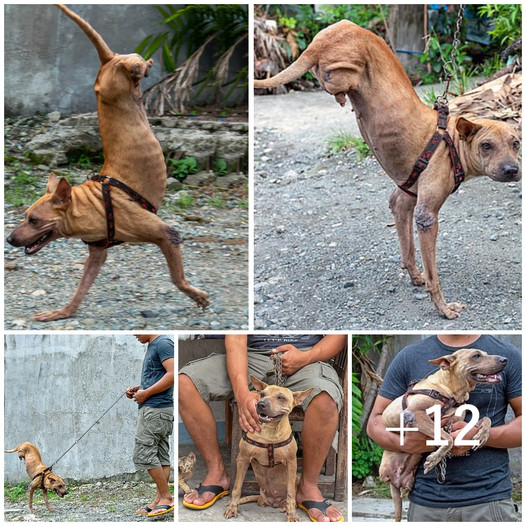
left=379, top=348, right=507, bottom=521
left=6, top=4, right=209, bottom=321
left=5, top=442, right=68, bottom=513
left=255, top=20, right=521, bottom=319
left=224, top=376, right=313, bottom=522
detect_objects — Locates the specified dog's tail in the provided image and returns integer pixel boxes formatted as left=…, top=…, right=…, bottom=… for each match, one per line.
left=4, top=446, right=20, bottom=453
left=390, top=483, right=403, bottom=522
left=56, top=4, right=116, bottom=64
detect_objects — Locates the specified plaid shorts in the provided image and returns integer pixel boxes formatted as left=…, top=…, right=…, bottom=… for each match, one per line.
left=133, top=406, right=174, bottom=470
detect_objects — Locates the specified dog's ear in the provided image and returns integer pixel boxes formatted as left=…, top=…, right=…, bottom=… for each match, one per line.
left=429, top=354, right=455, bottom=370
left=456, top=117, right=483, bottom=141
left=51, top=178, right=72, bottom=207
left=250, top=375, right=267, bottom=392
left=45, top=172, right=60, bottom=194
left=292, top=387, right=314, bottom=407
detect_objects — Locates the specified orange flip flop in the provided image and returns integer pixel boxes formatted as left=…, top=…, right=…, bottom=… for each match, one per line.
left=183, top=483, right=230, bottom=510
left=298, top=499, right=345, bottom=522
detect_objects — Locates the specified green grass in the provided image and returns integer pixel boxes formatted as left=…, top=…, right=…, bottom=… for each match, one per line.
left=328, top=132, right=371, bottom=160
left=5, top=482, right=27, bottom=502
left=5, top=167, right=43, bottom=207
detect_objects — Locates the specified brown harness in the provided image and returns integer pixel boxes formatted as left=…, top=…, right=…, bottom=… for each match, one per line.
left=241, top=431, right=294, bottom=468
left=399, top=102, right=465, bottom=197
left=402, top=386, right=460, bottom=415
left=31, top=466, right=53, bottom=490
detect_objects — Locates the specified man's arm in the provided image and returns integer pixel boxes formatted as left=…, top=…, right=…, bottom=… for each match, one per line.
left=485, top=396, right=522, bottom=448
left=366, top=395, right=436, bottom=454
left=273, top=334, right=347, bottom=376
left=133, top=358, right=174, bottom=404
left=225, top=335, right=260, bottom=433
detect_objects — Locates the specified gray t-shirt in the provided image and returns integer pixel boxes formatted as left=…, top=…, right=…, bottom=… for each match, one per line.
left=140, top=335, right=174, bottom=408
left=247, top=334, right=323, bottom=353
left=378, top=335, right=521, bottom=508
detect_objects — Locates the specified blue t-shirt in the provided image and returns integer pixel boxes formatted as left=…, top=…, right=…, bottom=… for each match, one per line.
left=247, top=334, right=323, bottom=353
left=378, top=335, right=521, bottom=508
left=140, top=335, right=174, bottom=408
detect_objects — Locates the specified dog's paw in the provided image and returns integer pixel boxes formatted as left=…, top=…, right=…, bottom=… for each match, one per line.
left=224, top=504, right=238, bottom=519
left=33, top=308, right=72, bottom=322
left=440, top=302, right=466, bottom=319
left=180, top=285, right=210, bottom=310
left=287, top=513, right=300, bottom=522
left=423, top=452, right=443, bottom=474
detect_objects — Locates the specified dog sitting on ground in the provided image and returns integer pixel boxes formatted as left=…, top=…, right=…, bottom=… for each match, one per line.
left=379, top=348, right=507, bottom=521
left=224, top=376, right=313, bottom=522
left=5, top=442, right=68, bottom=513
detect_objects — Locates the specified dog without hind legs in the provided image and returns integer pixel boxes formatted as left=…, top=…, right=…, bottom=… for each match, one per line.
left=5, top=442, right=68, bottom=513
left=224, top=376, right=314, bottom=522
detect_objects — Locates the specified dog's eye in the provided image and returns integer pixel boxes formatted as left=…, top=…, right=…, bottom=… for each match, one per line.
left=473, top=353, right=481, bottom=359
left=28, top=216, right=38, bottom=225
left=513, top=140, right=520, bottom=150
left=481, top=142, right=492, bottom=151
left=277, top=395, right=286, bottom=401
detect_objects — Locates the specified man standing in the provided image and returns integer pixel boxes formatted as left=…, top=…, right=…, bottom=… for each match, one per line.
left=127, top=334, right=174, bottom=518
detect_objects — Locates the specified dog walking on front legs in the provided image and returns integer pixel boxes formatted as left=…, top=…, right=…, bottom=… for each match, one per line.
left=5, top=442, right=68, bottom=513
left=379, top=348, right=507, bottom=521
left=224, top=376, right=314, bottom=522
left=255, top=20, right=521, bottom=319
left=6, top=4, right=209, bottom=321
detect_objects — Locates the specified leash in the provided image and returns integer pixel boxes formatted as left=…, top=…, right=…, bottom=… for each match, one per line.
left=46, top=390, right=127, bottom=471
left=241, top=431, right=293, bottom=468
left=84, top=174, right=157, bottom=249
left=273, top=351, right=286, bottom=387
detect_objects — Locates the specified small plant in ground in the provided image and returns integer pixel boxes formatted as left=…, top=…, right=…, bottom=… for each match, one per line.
left=328, top=132, right=371, bottom=160
left=5, top=168, right=43, bottom=207
left=214, top=158, right=229, bottom=175
left=176, top=191, right=195, bottom=208
left=169, top=157, right=198, bottom=181
left=5, top=482, right=27, bottom=502
left=209, top=196, right=225, bottom=208
left=66, top=148, right=104, bottom=168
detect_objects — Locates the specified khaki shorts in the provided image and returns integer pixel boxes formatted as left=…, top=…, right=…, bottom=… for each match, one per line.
left=133, top=406, right=174, bottom=470
left=179, top=351, right=343, bottom=411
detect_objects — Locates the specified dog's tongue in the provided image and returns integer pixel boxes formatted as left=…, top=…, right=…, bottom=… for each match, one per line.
left=477, top=373, right=502, bottom=383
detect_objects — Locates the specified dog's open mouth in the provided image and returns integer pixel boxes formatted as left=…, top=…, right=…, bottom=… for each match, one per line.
left=25, top=231, right=53, bottom=255
left=258, top=412, right=285, bottom=424
left=472, top=372, right=503, bottom=383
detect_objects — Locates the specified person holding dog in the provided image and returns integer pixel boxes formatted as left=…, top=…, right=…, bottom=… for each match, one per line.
left=367, top=334, right=521, bottom=522
left=127, top=334, right=174, bottom=518
left=179, top=334, right=347, bottom=522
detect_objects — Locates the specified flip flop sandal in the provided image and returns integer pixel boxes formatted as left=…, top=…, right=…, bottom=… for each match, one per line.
left=146, top=504, right=174, bottom=517
left=182, top=483, right=230, bottom=510
left=298, top=499, right=344, bottom=522
left=136, top=506, right=153, bottom=515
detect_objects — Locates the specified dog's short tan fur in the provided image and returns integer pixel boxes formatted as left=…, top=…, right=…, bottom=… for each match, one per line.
left=224, top=376, right=313, bottom=522
left=6, top=4, right=209, bottom=321
left=5, top=442, right=68, bottom=513
left=379, top=349, right=507, bottom=521
left=255, top=20, right=521, bottom=319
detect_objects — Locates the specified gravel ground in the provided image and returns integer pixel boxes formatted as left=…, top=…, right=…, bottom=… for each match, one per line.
left=4, top=117, right=248, bottom=330
left=5, top=481, right=173, bottom=522
left=254, top=90, right=522, bottom=331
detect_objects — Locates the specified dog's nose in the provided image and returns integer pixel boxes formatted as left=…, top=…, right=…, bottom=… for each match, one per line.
left=257, top=400, right=267, bottom=411
left=6, top=235, right=14, bottom=246
left=499, top=356, right=508, bottom=365
left=500, top=164, right=520, bottom=180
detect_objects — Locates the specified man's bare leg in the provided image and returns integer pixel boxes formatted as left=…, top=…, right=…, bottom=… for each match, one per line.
left=296, top=392, right=343, bottom=522
left=137, top=465, right=171, bottom=513
left=179, top=374, right=230, bottom=505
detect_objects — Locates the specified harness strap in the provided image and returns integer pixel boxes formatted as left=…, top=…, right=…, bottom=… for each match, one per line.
left=31, top=466, right=53, bottom=490
left=241, top=431, right=293, bottom=468
left=84, top=175, right=157, bottom=249
left=399, top=103, right=465, bottom=197
left=402, top=387, right=460, bottom=414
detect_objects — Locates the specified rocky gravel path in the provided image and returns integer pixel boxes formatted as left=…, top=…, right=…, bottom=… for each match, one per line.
left=5, top=481, right=173, bottom=522
left=254, top=90, right=522, bottom=331
left=4, top=117, right=248, bottom=330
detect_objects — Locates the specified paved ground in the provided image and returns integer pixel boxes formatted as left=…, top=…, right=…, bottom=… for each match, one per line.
left=178, top=444, right=348, bottom=522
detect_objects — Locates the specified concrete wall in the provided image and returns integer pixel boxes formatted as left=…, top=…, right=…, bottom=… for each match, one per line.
left=4, top=334, right=174, bottom=483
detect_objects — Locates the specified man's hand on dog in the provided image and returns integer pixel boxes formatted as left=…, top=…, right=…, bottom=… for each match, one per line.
left=449, top=420, right=480, bottom=456
left=271, top=345, right=310, bottom=375
left=237, top=391, right=261, bottom=433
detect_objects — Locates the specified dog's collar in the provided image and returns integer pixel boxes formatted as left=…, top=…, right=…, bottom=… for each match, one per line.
left=402, top=386, right=460, bottom=414
left=398, top=102, right=465, bottom=197
left=241, top=431, right=293, bottom=468
left=31, top=466, right=53, bottom=490
left=83, top=174, right=157, bottom=249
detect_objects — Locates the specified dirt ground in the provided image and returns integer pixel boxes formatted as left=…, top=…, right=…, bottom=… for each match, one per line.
left=254, top=88, right=521, bottom=331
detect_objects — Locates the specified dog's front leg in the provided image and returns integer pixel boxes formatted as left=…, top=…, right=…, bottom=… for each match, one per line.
left=415, top=199, right=466, bottom=319
left=415, top=414, right=455, bottom=473
left=285, top=457, right=299, bottom=522
left=224, top=455, right=251, bottom=519
left=42, top=488, right=56, bottom=512
left=28, top=486, right=35, bottom=513
left=33, top=245, right=107, bottom=321
left=389, top=188, right=424, bottom=286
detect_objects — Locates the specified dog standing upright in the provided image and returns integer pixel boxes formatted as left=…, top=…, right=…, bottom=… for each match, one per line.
left=5, top=442, right=68, bottom=513
left=255, top=20, right=521, bottom=319
left=224, top=376, right=313, bottom=522
left=378, top=348, right=507, bottom=521
left=6, top=4, right=210, bottom=321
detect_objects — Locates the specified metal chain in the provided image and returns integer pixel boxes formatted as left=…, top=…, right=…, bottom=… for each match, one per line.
left=437, top=4, right=465, bottom=105
left=274, top=351, right=286, bottom=387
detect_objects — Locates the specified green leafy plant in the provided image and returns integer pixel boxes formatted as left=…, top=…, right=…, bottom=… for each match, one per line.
left=214, top=158, right=229, bottom=175
left=136, top=5, right=248, bottom=115
left=176, top=192, right=195, bottom=208
left=4, top=483, right=27, bottom=502
left=5, top=168, right=44, bottom=207
left=169, top=157, right=198, bottom=180
left=328, top=132, right=371, bottom=159
left=478, top=4, right=522, bottom=46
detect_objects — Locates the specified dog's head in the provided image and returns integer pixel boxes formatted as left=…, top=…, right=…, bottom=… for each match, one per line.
left=44, top=472, right=68, bottom=498
left=456, top=117, right=521, bottom=182
left=429, top=348, right=507, bottom=386
left=6, top=174, right=71, bottom=254
left=250, top=375, right=314, bottom=424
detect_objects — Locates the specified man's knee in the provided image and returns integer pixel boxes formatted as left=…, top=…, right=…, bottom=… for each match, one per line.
left=179, top=373, right=199, bottom=406
left=305, top=390, right=338, bottom=417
